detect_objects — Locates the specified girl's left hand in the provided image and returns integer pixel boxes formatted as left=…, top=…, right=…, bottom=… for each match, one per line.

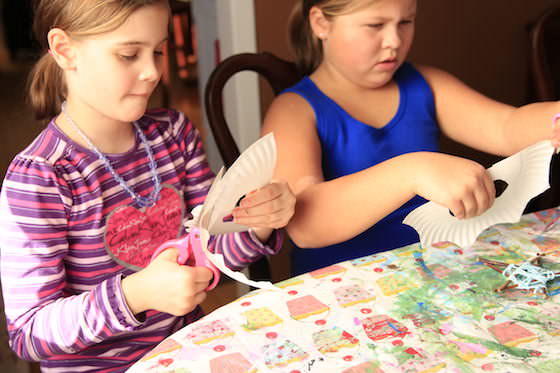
left=231, top=180, right=296, bottom=241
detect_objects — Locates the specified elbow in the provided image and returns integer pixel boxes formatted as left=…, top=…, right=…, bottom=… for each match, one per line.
left=8, top=331, right=40, bottom=362
left=285, top=223, right=322, bottom=249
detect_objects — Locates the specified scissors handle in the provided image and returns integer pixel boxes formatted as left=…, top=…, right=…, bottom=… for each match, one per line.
left=151, top=232, right=221, bottom=291
left=188, top=228, right=221, bottom=290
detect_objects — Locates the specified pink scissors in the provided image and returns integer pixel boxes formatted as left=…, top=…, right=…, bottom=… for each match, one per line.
left=150, top=227, right=221, bottom=290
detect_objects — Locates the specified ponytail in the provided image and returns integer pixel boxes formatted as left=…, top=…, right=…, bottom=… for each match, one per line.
left=289, top=1, right=323, bottom=76
left=27, top=53, right=66, bottom=121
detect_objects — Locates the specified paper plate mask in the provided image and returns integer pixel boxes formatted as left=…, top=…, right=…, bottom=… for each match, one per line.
left=403, top=140, right=554, bottom=249
left=188, top=133, right=280, bottom=291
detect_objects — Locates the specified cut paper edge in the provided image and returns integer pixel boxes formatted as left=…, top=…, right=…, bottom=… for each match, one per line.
left=198, top=167, right=225, bottom=229
left=403, top=140, right=554, bottom=249
left=198, top=228, right=280, bottom=291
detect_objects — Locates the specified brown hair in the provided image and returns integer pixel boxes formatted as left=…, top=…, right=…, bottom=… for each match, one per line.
left=289, top=0, right=377, bottom=75
left=28, top=0, right=168, bottom=121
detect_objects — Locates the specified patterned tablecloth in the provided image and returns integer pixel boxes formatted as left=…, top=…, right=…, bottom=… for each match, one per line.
left=129, top=208, right=560, bottom=373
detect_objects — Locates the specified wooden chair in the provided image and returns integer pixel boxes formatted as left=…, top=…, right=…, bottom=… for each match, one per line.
left=204, top=52, right=302, bottom=281
left=525, top=6, right=560, bottom=213
left=528, top=6, right=560, bottom=101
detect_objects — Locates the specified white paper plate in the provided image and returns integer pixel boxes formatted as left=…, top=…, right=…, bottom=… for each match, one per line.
left=207, top=132, right=277, bottom=234
left=403, top=140, right=554, bottom=249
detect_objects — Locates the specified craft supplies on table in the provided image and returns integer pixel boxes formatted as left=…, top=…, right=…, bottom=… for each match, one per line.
left=129, top=208, right=560, bottom=373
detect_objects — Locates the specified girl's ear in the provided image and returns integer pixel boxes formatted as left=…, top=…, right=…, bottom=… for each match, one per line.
left=309, top=6, right=331, bottom=40
left=47, top=28, right=77, bottom=70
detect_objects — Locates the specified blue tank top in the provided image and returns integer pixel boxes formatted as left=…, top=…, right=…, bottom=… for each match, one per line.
left=283, top=62, right=440, bottom=275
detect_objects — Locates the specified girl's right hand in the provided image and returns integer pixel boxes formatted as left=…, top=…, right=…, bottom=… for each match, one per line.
left=411, top=152, right=496, bottom=219
left=122, top=248, right=213, bottom=316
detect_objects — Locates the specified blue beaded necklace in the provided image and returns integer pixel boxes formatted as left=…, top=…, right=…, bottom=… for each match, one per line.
left=61, top=101, right=161, bottom=208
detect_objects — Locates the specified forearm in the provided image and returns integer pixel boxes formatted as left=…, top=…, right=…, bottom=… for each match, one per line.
left=3, top=274, right=141, bottom=361
left=500, top=101, right=560, bottom=155
left=286, top=155, right=417, bottom=248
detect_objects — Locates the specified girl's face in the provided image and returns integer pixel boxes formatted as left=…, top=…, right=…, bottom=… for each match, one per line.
left=317, top=0, right=416, bottom=88
left=66, top=3, right=169, bottom=124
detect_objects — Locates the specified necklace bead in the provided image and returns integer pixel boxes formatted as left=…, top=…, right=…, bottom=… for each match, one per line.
left=61, top=101, right=161, bottom=207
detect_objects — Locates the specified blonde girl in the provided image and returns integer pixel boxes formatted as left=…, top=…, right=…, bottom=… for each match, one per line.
left=263, top=0, right=560, bottom=274
left=0, top=0, right=295, bottom=371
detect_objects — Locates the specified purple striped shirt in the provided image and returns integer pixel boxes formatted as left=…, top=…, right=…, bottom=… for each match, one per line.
left=0, top=108, right=282, bottom=372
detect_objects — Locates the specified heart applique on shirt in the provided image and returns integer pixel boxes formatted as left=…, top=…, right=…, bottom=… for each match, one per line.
left=104, top=185, right=184, bottom=270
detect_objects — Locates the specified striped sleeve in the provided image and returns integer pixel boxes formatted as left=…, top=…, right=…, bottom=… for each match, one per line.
left=174, top=111, right=284, bottom=271
left=0, top=157, right=141, bottom=361
left=210, top=229, right=283, bottom=271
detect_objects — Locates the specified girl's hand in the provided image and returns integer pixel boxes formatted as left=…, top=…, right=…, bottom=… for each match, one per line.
left=551, top=113, right=560, bottom=149
left=122, top=248, right=213, bottom=316
left=231, top=180, right=296, bottom=242
left=412, top=153, right=496, bottom=219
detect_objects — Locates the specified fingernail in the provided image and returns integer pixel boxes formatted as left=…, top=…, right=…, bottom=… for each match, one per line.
left=222, top=214, right=234, bottom=222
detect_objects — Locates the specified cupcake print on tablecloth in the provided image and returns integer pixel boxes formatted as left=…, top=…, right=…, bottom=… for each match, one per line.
left=286, top=294, right=330, bottom=322
left=312, top=326, right=360, bottom=359
left=334, top=284, right=375, bottom=308
left=209, top=352, right=257, bottom=373
left=487, top=321, right=537, bottom=347
left=241, top=306, right=284, bottom=332
left=275, top=276, right=305, bottom=289
left=140, top=338, right=182, bottom=362
left=376, top=272, right=418, bottom=297
left=261, top=338, right=309, bottom=369
left=309, top=264, right=347, bottom=279
left=361, top=315, right=409, bottom=342
left=185, top=319, right=235, bottom=345
left=349, top=254, right=387, bottom=269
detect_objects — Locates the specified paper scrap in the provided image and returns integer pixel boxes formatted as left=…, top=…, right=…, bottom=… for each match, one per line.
left=198, top=224, right=280, bottom=291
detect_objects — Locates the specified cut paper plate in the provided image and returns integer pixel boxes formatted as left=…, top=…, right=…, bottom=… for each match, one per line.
left=208, top=132, right=277, bottom=234
left=403, top=140, right=554, bottom=249
left=188, top=133, right=280, bottom=291
left=197, top=167, right=225, bottom=229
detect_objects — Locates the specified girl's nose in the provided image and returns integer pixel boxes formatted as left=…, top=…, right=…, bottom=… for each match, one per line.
left=139, top=58, right=162, bottom=82
left=382, top=26, right=402, bottom=50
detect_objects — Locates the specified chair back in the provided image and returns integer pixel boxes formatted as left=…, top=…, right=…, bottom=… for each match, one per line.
left=528, top=6, right=560, bottom=101
left=525, top=6, right=560, bottom=213
left=204, top=52, right=302, bottom=282
left=205, top=52, right=302, bottom=168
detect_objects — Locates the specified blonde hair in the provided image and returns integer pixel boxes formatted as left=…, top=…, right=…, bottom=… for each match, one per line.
left=28, top=0, right=168, bottom=121
left=289, top=0, right=378, bottom=75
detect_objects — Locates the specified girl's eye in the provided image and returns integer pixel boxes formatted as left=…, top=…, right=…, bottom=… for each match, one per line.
left=400, top=19, right=414, bottom=25
left=119, top=54, right=137, bottom=61
left=368, top=23, right=383, bottom=28
left=154, top=50, right=164, bottom=57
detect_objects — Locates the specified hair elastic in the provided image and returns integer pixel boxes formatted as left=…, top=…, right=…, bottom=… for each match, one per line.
left=553, top=113, right=560, bottom=127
